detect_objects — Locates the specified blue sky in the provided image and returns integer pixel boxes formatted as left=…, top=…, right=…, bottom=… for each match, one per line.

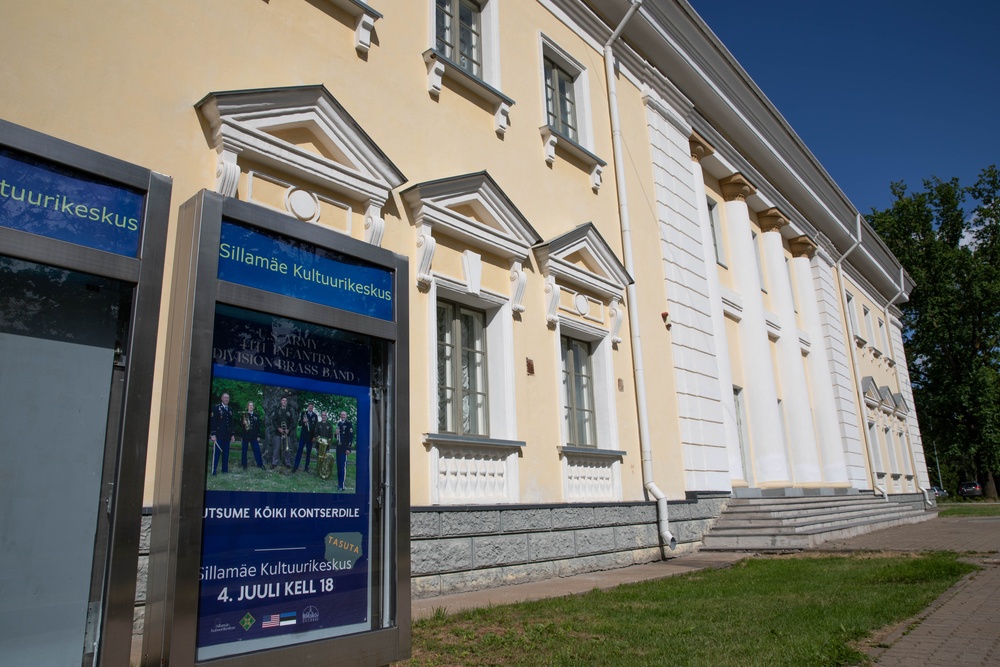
left=687, top=1, right=1000, bottom=213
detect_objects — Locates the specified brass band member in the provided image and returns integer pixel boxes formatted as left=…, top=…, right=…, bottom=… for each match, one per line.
left=241, top=401, right=264, bottom=469
left=336, top=410, right=354, bottom=491
left=270, top=396, right=294, bottom=469
left=210, top=392, right=235, bottom=475
left=292, top=402, right=318, bottom=473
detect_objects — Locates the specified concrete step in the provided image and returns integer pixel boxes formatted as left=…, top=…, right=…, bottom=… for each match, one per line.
left=712, top=507, right=926, bottom=534
left=702, top=509, right=935, bottom=551
left=701, top=494, right=937, bottom=551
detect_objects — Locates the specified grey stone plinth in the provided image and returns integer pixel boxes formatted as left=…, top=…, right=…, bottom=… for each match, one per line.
left=473, top=534, right=528, bottom=567
left=551, top=507, right=595, bottom=529
left=411, top=512, right=441, bottom=538
left=441, top=511, right=500, bottom=536
left=411, top=538, right=472, bottom=575
left=439, top=568, right=505, bottom=595
left=411, top=575, right=442, bottom=599
left=135, top=556, right=148, bottom=603
left=527, top=531, right=576, bottom=561
left=501, top=509, right=552, bottom=532
left=575, top=527, right=616, bottom=555
left=614, top=524, right=659, bottom=550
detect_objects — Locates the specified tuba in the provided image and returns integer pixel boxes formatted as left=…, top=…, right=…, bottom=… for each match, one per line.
left=242, top=412, right=251, bottom=432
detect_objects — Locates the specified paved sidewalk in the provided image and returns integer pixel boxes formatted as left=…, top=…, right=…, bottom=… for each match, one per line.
left=411, top=514, right=1000, bottom=665
left=814, top=515, right=1000, bottom=666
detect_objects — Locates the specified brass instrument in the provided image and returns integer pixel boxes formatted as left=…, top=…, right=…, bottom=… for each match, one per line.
left=315, top=436, right=333, bottom=480
left=242, top=412, right=251, bottom=432
left=280, top=420, right=292, bottom=468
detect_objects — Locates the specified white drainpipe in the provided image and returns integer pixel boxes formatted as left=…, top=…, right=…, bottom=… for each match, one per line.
left=603, top=1, right=675, bottom=550
left=837, top=215, right=888, bottom=500
left=883, top=269, right=933, bottom=508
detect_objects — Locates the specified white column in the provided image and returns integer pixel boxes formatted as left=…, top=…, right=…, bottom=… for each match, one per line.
left=759, top=209, right=822, bottom=484
left=690, top=134, right=746, bottom=484
left=719, top=175, right=790, bottom=486
left=790, top=237, right=850, bottom=485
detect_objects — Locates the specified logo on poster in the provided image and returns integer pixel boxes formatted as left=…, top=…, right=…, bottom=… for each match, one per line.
left=302, top=606, right=320, bottom=623
left=239, top=612, right=256, bottom=631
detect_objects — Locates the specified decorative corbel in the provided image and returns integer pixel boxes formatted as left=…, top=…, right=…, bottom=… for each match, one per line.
left=416, top=223, right=436, bottom=287
left=363, top=201, right=386, bottom=247
left=355, top=13, right=375, bottom=54
left=590, top=163, right=603, bottom=192
left=423, top=51, right=445, bottom=98
left=495, top=102, right=511, bottom=136
left=544, top=275, right=560, bottom=324
left=609, top=296, right=624, bottom=344
left=215, top=146, right=241, bottom=198
left=540, top=126, right=557, bottom=165
left=509, top=259, right=527, bottom=313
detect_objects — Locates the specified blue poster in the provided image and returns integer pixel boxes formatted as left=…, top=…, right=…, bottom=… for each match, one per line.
left=196, top=305, right=375, bottom=660
left=217, top=221, right=394, bottom=321
left=0, top=147, right=144, bottom=257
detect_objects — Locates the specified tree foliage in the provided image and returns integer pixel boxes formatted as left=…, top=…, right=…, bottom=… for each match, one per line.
left=869, top=166, right=1000, bottom=497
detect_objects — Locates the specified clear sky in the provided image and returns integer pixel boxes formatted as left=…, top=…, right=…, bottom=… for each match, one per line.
left=687, top=1, right=1000, bottom=213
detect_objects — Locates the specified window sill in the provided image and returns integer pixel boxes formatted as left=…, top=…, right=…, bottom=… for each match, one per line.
left=324, top=0, right=381, bottom=53
left=558, top=446, right=626, bottom=459
left=423, top=49, right=514, bottom=135
left=425, top=433, right=525, bottom=450
left=539, top=125, right=606, bottom=192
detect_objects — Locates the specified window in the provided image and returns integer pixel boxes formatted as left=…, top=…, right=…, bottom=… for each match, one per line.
left=707, top=197, right=726, bottom=265
left=437, top=300, right=489, bottom=435
left=785, top=258, right=797, bottom=312
left=878, top=317, right=889, bottom=354
left=845, top=292, right=860, bottom=336
left=862, top=305, right=874, bottom=344
left=733, top=386, right=751, bottom=481
left=435, top=0, right=482, bottom=78
left=561, top=336, right=597, bottom=447
left=544, top=57, right=578, bottom=142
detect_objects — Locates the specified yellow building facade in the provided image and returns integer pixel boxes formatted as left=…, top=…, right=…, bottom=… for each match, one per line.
left=1, top=0, right=931, bottom=625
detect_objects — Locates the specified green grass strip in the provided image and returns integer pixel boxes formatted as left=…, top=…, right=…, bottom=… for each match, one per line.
left=404, top=553, right=975, bottom=667
left=937, top=503, right=1000, bottom=517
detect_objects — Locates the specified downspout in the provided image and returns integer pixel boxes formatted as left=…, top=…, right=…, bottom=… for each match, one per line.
left=884, top=269, right=933, bottom=508
left=836, top=215, right=888, bottom=500
left=604, top=1, right=675, bottom=550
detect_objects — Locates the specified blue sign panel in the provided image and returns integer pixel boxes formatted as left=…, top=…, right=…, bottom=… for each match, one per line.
left=218, top=221, right=393, bottom=321
left=0, top=147, right=144, bottom=257
left=197, top=305, right=374, bottom=660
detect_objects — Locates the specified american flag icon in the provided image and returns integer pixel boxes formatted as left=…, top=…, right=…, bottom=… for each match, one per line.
left=262, top=612, right=296, bottom=628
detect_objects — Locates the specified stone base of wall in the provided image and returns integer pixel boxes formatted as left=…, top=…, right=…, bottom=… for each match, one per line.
left=411, top=492, right=729, bottom=599
left=131, top=493, right=730, bottom=648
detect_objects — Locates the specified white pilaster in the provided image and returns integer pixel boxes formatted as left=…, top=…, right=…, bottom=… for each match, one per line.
left=720, top=175, right=790, bottom=486
left=690, top=134, right=746, bottom=485
left=759, top=210, right=822, bottom=484
left=791, top=238, right=849, bottom=485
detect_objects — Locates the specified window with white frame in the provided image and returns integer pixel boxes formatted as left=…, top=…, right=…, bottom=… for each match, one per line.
left=435, top=0, right=482, bottom=78
left=878, top=317, right=889, bottom=354
left=561, top=336, right=597, bottom=447
left=846, top=291, right=860, bottom=337
left=544, top=56, right=578, bottom=142
left=862, top=305, right=874, bottom=346
left=752, top=231, right=766, bottom=291
left=437, top=299, right=489, bottom=436
left=785, top=258, right=797, bottom=312
left=708, top=197, right=726, bottom=266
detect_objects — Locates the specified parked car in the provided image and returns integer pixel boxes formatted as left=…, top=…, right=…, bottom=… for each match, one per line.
left=931, top=486, right=949, bottom=498
left=958, top=481, right=983, bottom=497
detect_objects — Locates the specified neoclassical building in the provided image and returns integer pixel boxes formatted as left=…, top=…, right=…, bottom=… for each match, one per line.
left=0, top=0, right=931, bottom=645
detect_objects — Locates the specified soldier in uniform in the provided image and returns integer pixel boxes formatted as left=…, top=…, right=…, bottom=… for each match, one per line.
left=240, top=401, right=264, bottom=469
left=292, top=402, right=319, bottom=473
left=210, top=392, right=235, bottom=475
left=315, top=410, right=334, bottom=479
left=335, top=410, right=354, bottom=491
left=269, top=396, right=294, bottom=469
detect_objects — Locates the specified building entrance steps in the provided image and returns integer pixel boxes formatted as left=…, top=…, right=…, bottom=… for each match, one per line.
left=701, top=494, right=936, bottom=551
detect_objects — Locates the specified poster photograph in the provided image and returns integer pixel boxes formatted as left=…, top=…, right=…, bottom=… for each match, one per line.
left=196, top=305, right=375, bottom=660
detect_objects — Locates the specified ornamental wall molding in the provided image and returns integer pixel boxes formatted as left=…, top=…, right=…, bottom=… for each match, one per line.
left=196, top=85, right=406, bottom=246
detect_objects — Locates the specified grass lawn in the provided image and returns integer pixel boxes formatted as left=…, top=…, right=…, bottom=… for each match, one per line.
left=937, top=502, right=1000, bottom=517
left=205, top=442, right=358, bottom=494
left=402, top=553, right=976, bottom=667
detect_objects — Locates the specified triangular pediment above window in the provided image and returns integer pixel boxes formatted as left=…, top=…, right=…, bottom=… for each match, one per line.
left=196, top=85, right=405, bottom=245
left=892, top=392, right=909, bottom=415
left=402, top=172, right=542, bottom=261
left=879, top=386, right=896, bottom=410
left=862, top=376, right=882, bottom=407
left=535, top=223, right=632, bottom=299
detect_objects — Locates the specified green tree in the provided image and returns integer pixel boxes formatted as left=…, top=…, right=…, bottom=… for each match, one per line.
left=869, top=166, right=1000, bottom=499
